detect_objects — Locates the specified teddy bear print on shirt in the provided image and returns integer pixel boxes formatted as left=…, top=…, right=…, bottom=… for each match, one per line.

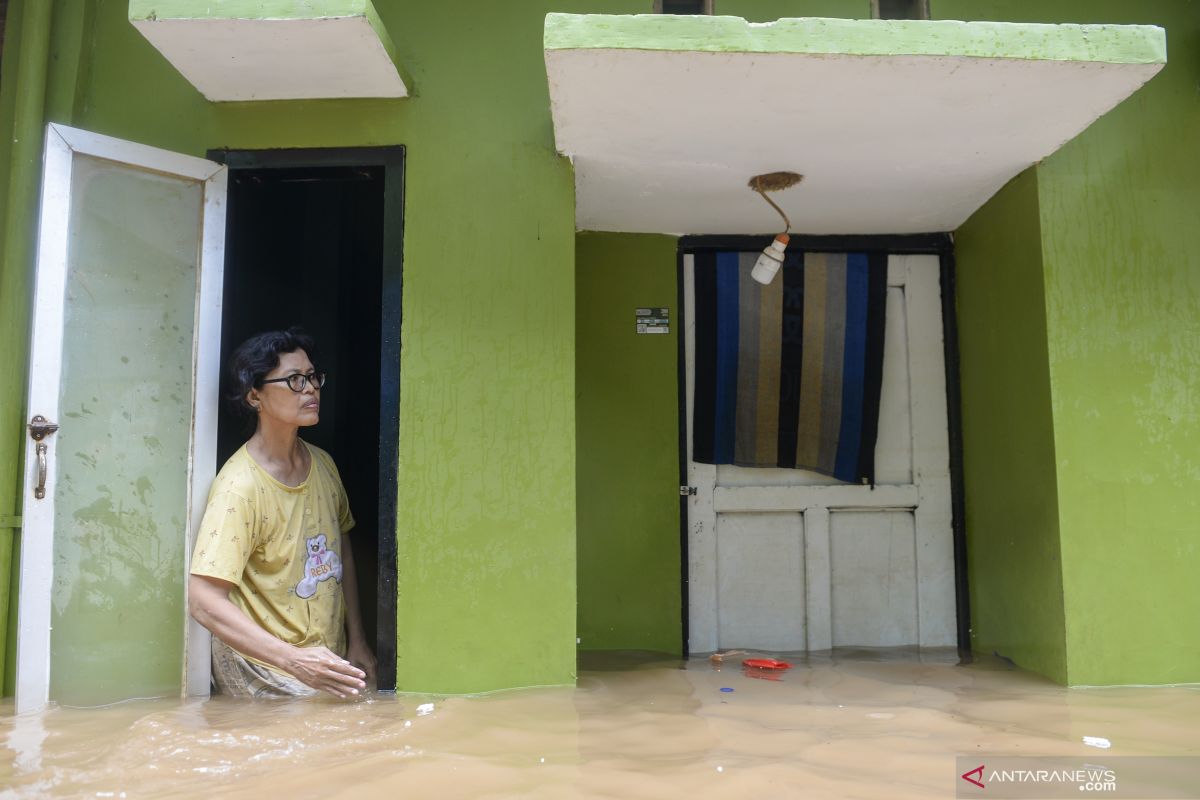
left=295, top=533, right=343, bottom=599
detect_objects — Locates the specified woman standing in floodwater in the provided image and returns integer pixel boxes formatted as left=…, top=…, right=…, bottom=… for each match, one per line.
left=188, top=328, right=375, bottom=698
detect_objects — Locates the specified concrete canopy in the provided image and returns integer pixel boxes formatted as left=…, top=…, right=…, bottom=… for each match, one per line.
left=129, top=1, right=408, bottom=101
left=544, top=15, right=1166, bottom=235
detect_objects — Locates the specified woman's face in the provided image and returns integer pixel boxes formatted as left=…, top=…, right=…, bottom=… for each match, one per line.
left=247, top=349, right=320, bottom=428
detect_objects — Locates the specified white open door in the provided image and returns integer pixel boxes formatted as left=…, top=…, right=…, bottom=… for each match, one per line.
left=684, top=253, right=956, bottom=653
left=16, top=124, right=225, bottom=713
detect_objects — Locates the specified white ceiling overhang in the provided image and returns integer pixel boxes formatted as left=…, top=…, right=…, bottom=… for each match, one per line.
left=545, top=14, right=1166, bottom=235
left=129, top=1, right=409, bottom=101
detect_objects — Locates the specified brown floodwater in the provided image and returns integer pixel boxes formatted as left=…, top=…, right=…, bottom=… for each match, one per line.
left=2, top=649, right=1198, bottom=798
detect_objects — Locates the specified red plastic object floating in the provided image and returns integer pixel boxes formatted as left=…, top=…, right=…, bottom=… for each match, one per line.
left=742, top=658, right=792, bottom=670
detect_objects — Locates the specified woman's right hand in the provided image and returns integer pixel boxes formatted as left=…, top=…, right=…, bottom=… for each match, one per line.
left=285, top=646, right=368, bottom=698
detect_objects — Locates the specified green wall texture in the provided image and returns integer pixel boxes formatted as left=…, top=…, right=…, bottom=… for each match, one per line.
left=588, top=0, right=1196, bottom=684
left=0, top=0, right=28, bottom=695
left=941, top=0, right=1200, bottom=685
left=716, top=0, right=871, bottom=22
left=575, top=233, right=681, bottom=654
left=0, top=0, right=647, bottom=695
left=954, top=170, right=1068, bottom=683
left=2, top=0, right=1196, bottom=694
left=0, top=0, right=58, bottom=694
left=1032, top=1, right=1198, bottom=687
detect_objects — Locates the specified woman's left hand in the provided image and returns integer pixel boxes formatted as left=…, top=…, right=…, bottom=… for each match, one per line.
left=347, top=637, right=377, bottom=685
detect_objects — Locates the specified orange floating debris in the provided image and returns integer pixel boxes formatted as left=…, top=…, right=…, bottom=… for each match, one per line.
left=742, top=658, right=792, bottom=671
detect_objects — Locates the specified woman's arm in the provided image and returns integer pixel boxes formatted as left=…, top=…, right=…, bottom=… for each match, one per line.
left=188, top=574, right=367, bottom=698
left=339, top=539, right=378, bottom=682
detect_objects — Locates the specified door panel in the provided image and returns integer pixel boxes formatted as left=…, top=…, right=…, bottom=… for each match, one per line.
left=716, top=511, right=805, bottom=650
left=873, top=287, right=913, bottom=485
left=685, top=253, right=954, bottom=654
left=49, top=154, right=203, bottom=705
left=830, top=510, right=918, bottom=647
left=17, top=124, right=226, bottom=712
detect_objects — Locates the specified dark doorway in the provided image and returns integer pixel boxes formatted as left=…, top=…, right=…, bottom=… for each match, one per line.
left=208, top=147, right=403, bottom=691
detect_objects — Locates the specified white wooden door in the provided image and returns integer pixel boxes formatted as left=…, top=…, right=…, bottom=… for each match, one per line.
left=16, top=124, right=226, bottom=713
left=684, top=254, right=955, bottom=653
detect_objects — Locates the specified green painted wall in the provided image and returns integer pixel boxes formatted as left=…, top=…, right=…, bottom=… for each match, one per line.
left=562, top=0, right=1194, bottom=685
left=0, top=0, right=28, bottom=697
left=547, top=13, right=1166, bottom=60
left=575, top=232, right=681, bottom=654
left=4, top=0, right=1195, bottom=693
left=0, top=1, right=22, bottom=238
left=716, top=0, right=1198, bottom=687
left=0, top=0, right=649, bottom=695
left=954, top=169, right=1067, bottom=683
left=1033, top=1, right=1199, bottom=687
left=939, top=0, right=1200, bottom=685
left=579, top=0, right=1195, bottom=685
left=0, top=0, right=65, bottom=695
left=715, top=0, right=870, bottom=22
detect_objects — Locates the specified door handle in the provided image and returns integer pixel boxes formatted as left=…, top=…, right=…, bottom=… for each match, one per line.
left=35, top=443, right=49, bottom=499
left=27, top=415, right=59, bottom=501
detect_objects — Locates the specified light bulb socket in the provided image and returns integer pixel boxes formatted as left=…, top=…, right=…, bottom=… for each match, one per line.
left=751, top=235, right=790, bottom=285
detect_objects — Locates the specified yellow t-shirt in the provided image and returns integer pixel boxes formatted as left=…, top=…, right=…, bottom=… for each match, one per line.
left=191, top=441, right=355, bottom=670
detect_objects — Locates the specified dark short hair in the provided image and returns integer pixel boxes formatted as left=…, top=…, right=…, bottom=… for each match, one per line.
left=225, top=326, right=318, bottom=418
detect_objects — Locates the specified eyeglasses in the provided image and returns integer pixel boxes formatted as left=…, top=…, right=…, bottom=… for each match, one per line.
left=261, top=371, right=327, bottom=393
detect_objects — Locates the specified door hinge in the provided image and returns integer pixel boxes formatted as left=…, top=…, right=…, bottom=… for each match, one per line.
left=679, top=486, right=697, bottom=496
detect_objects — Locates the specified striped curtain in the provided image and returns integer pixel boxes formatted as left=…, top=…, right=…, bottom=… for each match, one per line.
left=692, top=250, right=888, bottom=484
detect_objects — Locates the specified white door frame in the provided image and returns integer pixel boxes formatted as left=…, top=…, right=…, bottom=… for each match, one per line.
left=16, top=123, right=226, bottom=713
left=682, top=250, right=957, bottom=654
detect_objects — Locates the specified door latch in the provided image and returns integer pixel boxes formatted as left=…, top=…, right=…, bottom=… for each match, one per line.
left=679, top=486, right=697, bottom=496
left=27, top=415, right=59, bottom=500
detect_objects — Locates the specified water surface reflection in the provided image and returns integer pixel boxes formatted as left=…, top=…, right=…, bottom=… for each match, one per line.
left=3, top=649, right=1198, bottom=798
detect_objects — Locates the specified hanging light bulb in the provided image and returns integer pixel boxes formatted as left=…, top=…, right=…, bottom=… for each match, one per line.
left=747, top=172, right=803, bottom=285
left=751, top=233, right=789, bottom=284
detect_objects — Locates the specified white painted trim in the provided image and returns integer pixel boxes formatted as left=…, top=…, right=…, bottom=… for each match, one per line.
left=52, top=124, right=224, bottom=182
left=715, top=484, right=920, bottom=512
left=683, top=255, right=719, bottom=653
left=183, top=167, right=227, bottom=698
left=804, top=506, right=832, bottom=651
left=901, top=255, right=957, bottom=647
left=16, top=124, right=225, bottom=713
left=15, top=125, right=73, bottom=715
